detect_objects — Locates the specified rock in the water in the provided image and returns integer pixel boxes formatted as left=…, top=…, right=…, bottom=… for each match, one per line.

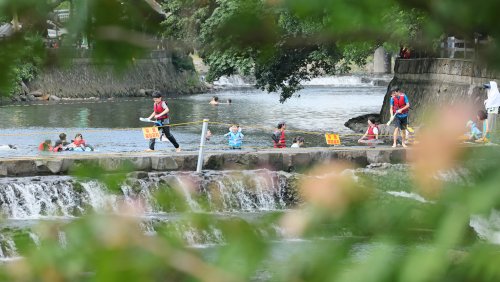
left=29, top=90, right=43, bottom=97
left=344, top=113, right=381, bottom=133
left=49, top=95, right=61, bottom=101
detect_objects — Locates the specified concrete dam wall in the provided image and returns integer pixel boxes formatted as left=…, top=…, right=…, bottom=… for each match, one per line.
left=0, top=148, right=407, bottom=177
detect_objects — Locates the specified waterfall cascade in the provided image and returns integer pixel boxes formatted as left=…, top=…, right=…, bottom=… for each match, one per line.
left=0, top=170, right=299, bottom=257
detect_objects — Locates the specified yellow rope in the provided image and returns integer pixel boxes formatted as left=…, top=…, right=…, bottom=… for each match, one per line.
left=0, top=120, right=205, bottom=137
left=207, top=120, right=412, bottom=137
left=1, top=117, right=472, bottom=140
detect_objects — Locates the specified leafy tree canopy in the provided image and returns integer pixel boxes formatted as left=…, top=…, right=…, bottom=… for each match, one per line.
left=2, top=0, right=500, bottom=98
left=161, top=0, right=428, bottom=101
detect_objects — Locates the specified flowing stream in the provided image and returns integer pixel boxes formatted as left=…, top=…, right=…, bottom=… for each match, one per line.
left=0, top=169, right=300, bottom=259
left=0, top=79, right=386, bottom=157
left=0, top=163, right=494, bottom=262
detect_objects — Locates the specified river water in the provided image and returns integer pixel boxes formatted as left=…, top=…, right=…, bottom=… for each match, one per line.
left=0, top=77, right=405, bottom=269
left=0, top=80, right=386, bottom=157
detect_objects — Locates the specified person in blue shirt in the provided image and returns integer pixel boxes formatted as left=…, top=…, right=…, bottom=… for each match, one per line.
left=389, top=88, right=410, bottom=148
left=224, top=124, right=244, bottom=149
left=465, top=120, right=482, bottom=141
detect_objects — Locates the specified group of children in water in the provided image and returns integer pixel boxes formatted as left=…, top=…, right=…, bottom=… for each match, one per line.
left=204, top=121, right=305, bottom=149
left=38, top=133, right=94, bottom=152
left=36, top=81, right=499, bottom=154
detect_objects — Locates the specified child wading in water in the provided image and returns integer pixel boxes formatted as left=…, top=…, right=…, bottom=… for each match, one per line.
left=463, top=120, right=482, bottom=142
left=358, top=117, right=383, bottom=146
left=291, top=136, right=304, bottom=148
left=224, top=124, right=244, bottom=149
left=476, top=110, right=490, bottom=143
left=68, top=133, right=94, bottom=151
left=38, top=140, right=53, bottom=151
left=147, top=91, right=181, bottom=152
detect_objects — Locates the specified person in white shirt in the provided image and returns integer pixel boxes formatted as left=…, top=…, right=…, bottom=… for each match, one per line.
left=483, top=81, right=500, bottom=142
left=291, top=136, right=304, bottom=148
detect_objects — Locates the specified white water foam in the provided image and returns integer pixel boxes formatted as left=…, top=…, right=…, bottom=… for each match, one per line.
left=302, top=76, right=368, bottom=86
left=470, top=210, right=500, bottom=245
left=386, top=191, right=432, bottom=204
left=0, top=179, right=116, bottom=219
left=213, top=75, right=377, bottom=88
left=213, top=75, right=252, bottom=87
left=0, top=234, right=18, bottom=260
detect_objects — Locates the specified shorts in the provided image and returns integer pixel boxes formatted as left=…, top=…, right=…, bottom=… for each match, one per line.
left=394, top=115, right=408, bottom=130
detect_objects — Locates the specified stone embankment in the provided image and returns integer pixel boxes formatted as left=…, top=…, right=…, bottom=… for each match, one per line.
left=13, top=57, right=206, bottom=101
left=381, top=58, right=500, bottom=123
left=346, top=58, right=500, bottom=132
left=0, top=147, right=406, bottom=177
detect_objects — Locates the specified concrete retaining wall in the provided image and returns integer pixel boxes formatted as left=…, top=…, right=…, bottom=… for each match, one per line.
left=0, top=148, right=407, bottom=177
left=30, top=58, right=206, bottom=99
left=380, top=58, right=500, bottom=123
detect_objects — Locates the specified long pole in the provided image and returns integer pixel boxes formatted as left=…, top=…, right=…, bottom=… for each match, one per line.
left=196, top=119, right=209, bottom=173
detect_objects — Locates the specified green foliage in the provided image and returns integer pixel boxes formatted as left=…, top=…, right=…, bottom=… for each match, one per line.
left=160, top=0, right=500, bottom=100
left=0, top=34, right=44, bottom=95
left=171, top=50, right=195, bottom=72
left=2, top=0, right=500, bottom=99
left=0, top=148, right=500, bottom=281
left=0, top=0, right=161, bottom=96
left=161, top=0, right=411, bottom=101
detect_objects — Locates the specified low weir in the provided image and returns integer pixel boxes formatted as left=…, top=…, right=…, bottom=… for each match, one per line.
left=0, top=147, right=407, bottom=177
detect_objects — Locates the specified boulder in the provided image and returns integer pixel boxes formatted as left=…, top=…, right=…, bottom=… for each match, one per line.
left=344, top=113, right=381, bottom=133
left=11, top=95, right=22, bottom=102
left=21, top=81, right=30, bottom=94
left=29, top=90, right=43, bottom=97
left=49, top=95, right=61, bottom=101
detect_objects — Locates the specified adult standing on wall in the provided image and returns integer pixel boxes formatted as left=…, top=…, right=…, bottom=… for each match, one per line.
left=390, top=88, right=410, bottom=148
left=147, top=91, right=181, bottom=152
left=484, top=81, right=500, bottom=142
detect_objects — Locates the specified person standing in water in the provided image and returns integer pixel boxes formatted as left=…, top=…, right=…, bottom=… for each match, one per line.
left=483, top=81, right=500, bottom=142
left=147, top=91, right=181, bottom=152
left=272, top=121, right=287, bottom=148
left=209, top=96, right=219, bottom=105
left=389, top=88, right=410, bottom=148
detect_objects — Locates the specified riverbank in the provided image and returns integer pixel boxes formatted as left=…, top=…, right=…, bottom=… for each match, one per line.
left=0, top=147, right=406, bottom=177
left=11, top=58, right=207, bottom=102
